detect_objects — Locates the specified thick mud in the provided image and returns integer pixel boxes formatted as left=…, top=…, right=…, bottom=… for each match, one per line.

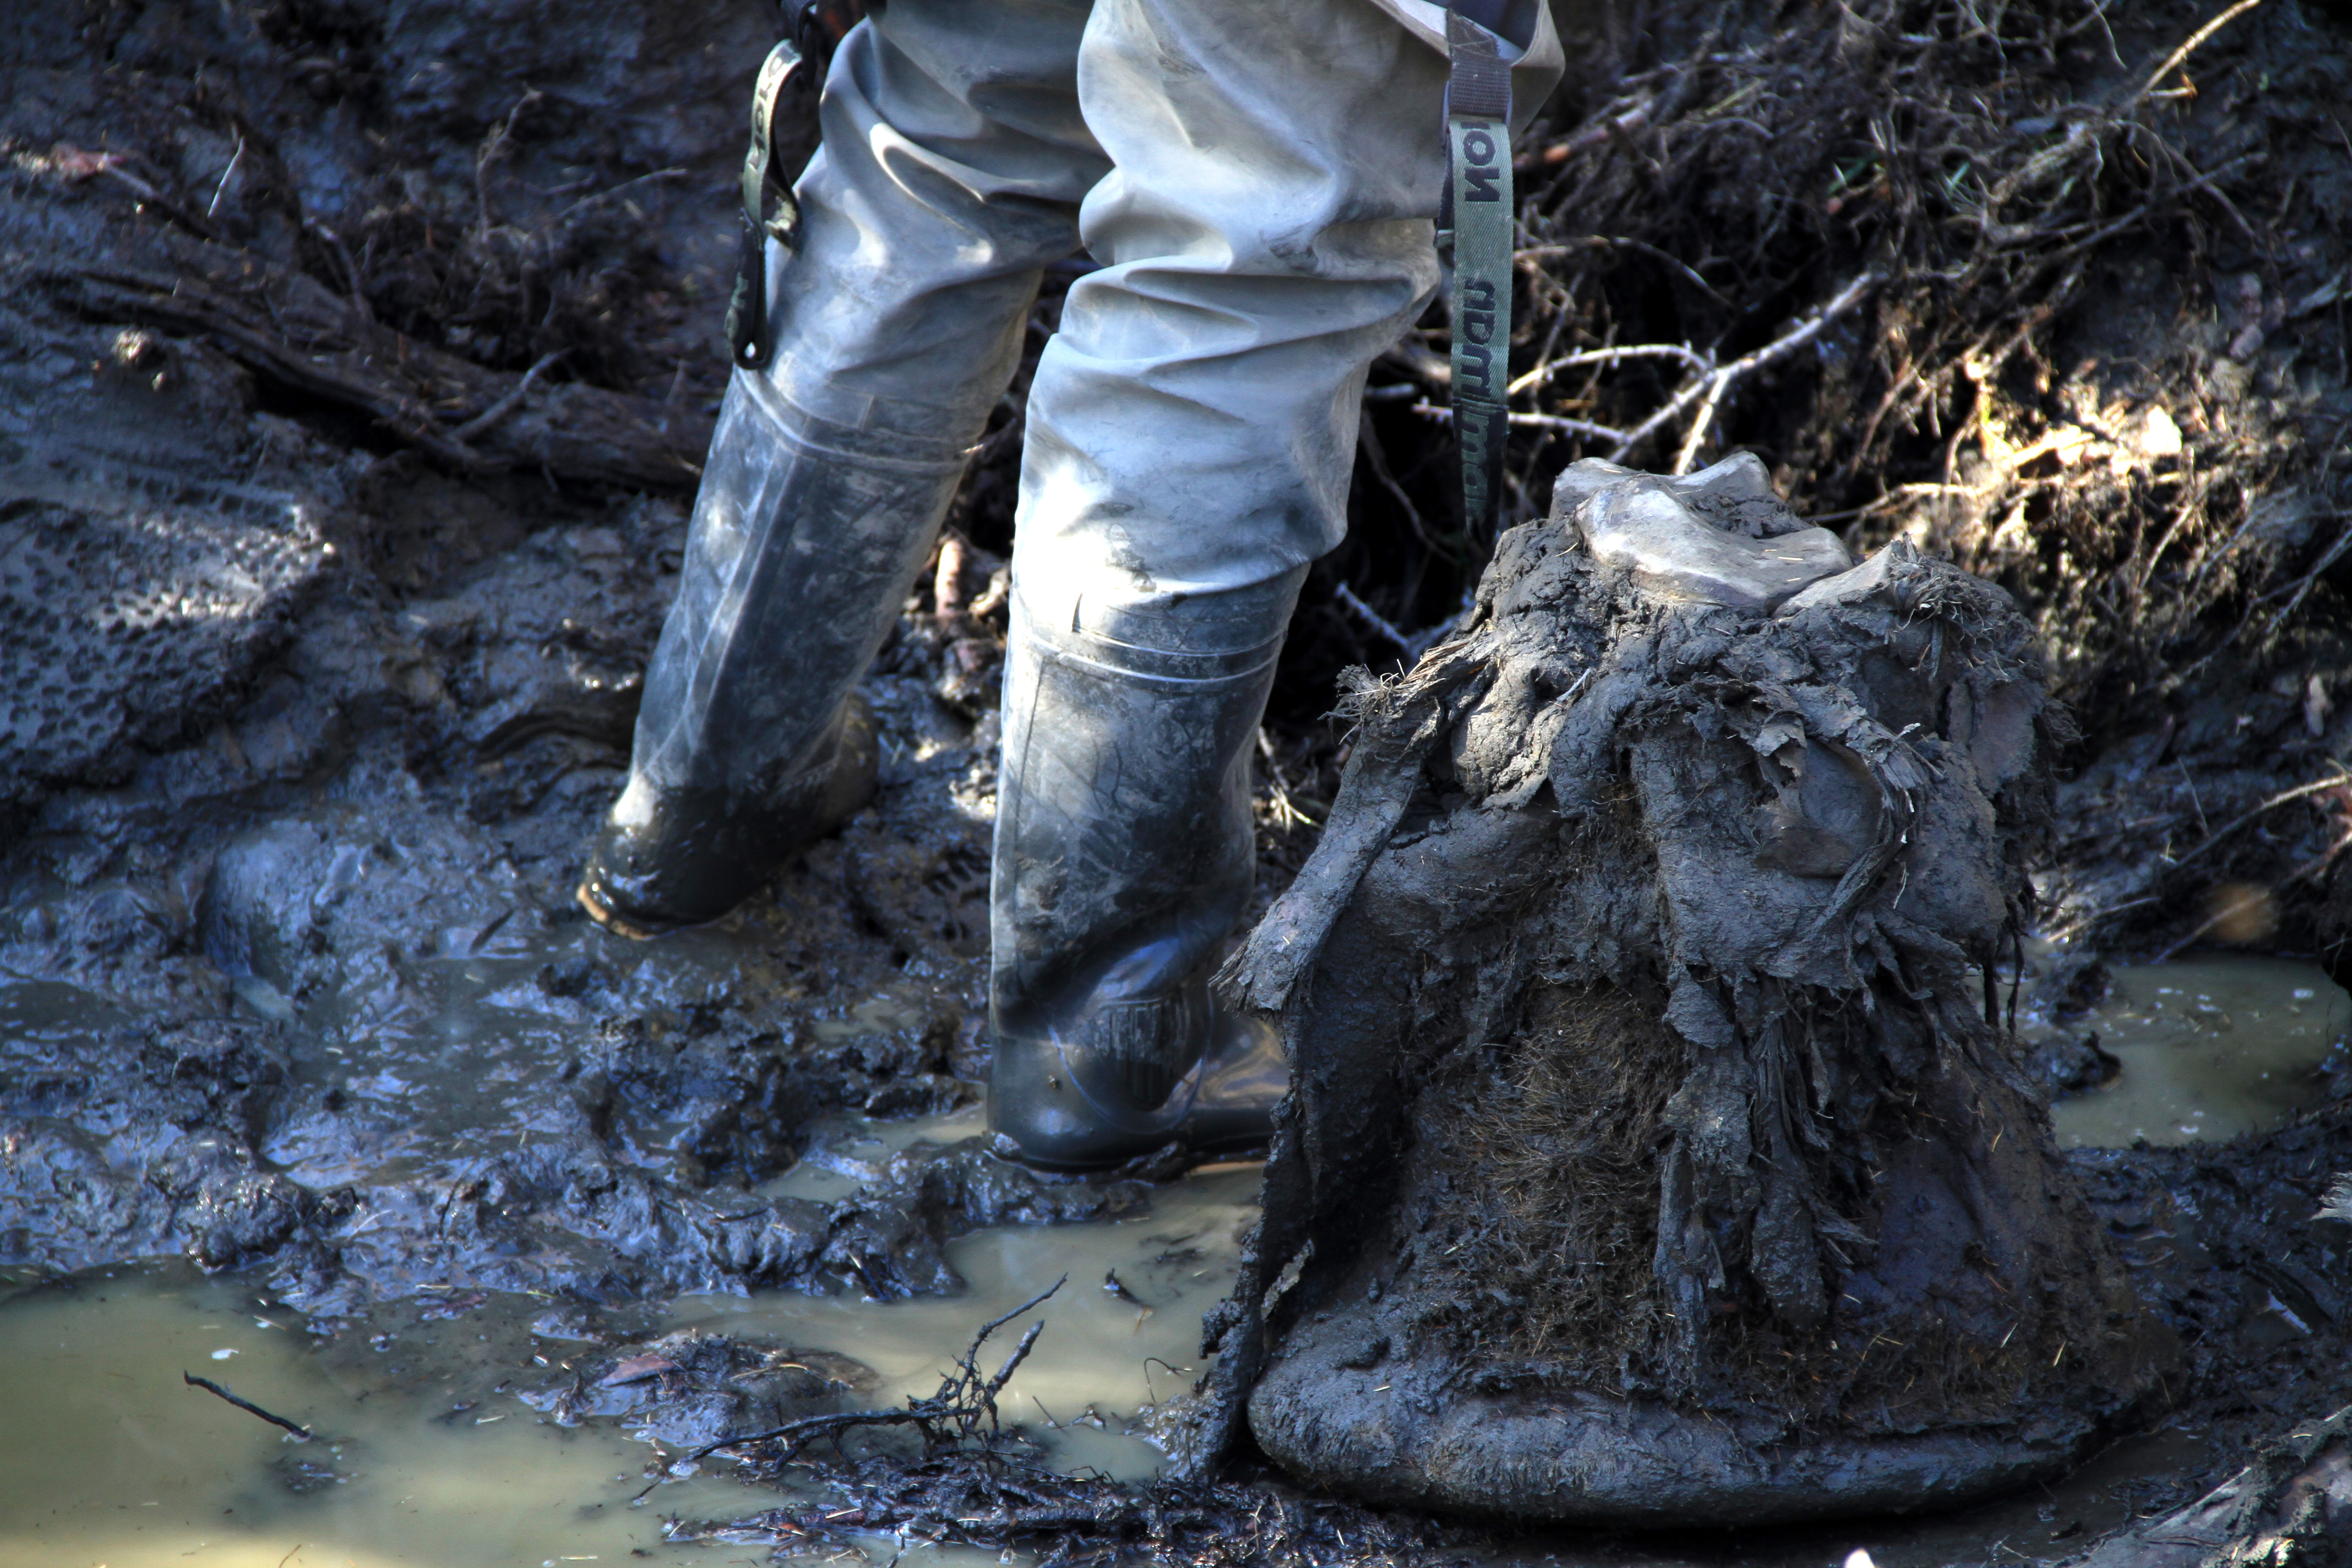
left=1204, top=460, right=2173, bottom=1523
left=3, top=0, right=2352, bottom=1563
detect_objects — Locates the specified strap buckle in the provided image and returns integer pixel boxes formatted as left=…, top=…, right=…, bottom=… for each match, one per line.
left=723, top=34, right=815, bottom=371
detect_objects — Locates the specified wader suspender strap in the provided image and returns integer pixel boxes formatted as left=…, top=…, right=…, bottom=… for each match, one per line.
left=725, top=35, right=813, bottom=371
left=1442, top=11, right=1513, bottom=538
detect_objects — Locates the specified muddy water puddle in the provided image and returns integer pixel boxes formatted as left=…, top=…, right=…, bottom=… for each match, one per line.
left=2044, top=956, right=2351, bottom=1149
left=0, top=1158, right=2212, bottom=1568
left=0, top=1150, right=1259, bottom=1567
left=0, top=1260, right=781, bottom=1568
left=3, top=928, right=2339, bottom=1564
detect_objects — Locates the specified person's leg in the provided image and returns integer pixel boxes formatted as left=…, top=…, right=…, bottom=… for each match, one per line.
left=582, top=0, right=1110, bottom=935
left=988, top=0, right=1455, bottom=1166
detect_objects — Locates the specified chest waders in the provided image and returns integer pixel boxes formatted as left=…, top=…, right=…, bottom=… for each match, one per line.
left=577, top=29, right=972, bottom=938
left=582, top=0, right=1529, bottom=1173
left=983, top=8, right=1520, bottom=1169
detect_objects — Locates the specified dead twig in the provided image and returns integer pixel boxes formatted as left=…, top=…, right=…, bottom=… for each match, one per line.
left=2131, top=0, right=2268, bottom=106
left=1411, top=401, right=1631, bottom=445
left=687, top=1276, right=1066, bottom=1467
left=1632, top=270, right=1880, bottom=474
left=1506, top=341, right=1712, bottom=397
left=183, top=1372, right=311, bottom=1440
left=472, top=88, right=543, bottom=242
left=205, top=134, right=246, bottom=220
left=58, top=251, right=708, bottom=488
left=2164, top=771, right=2352, bottom=879
left=1356, top=411, right=1445, bottom=557
left=448, top=349, right=565, bottom=444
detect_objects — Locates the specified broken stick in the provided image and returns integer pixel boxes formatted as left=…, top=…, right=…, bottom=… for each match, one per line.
left=183, top=1371, right=312, bottom=1440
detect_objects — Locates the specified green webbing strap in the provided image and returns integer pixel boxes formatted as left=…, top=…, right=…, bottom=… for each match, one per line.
left=1442, top=10, right=1513, bottom=539
left=725, top=35, right=813, bottom=371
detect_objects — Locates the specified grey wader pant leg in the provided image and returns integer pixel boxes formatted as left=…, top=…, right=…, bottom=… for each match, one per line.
left=581, top=0, right=1107, bottom=935
left=986, top=0, right=1464, bottom=1167
left=589, top=0, right=1556, bottom=1167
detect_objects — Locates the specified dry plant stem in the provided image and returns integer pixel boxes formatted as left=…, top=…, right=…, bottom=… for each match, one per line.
left=471, top=89, right=542, bottom=241
left=70, top=266, right=486, bottom=469
left=1506, top=341, right=1712, bottom=398
left=2165, top=771, right=2352, bottom=880
left=1357, top=410, right=1442, bottom=554
left=205, top=134, right=245, bottom=221
left=1410, top=401, right=1631, bottom=444
left=58, top=252, right=709, bottom=487
left=2132, top=0, right=2270, bottom=105
left=552, top=167, right=688, bottom=226
left=1646, top=270, right=1880, bottom=474
left=1332, top=581, right=1415, bottom=652
left=687, top=1277, right=1066, bottom=1467
left=448, top=348, right=565, bottom=444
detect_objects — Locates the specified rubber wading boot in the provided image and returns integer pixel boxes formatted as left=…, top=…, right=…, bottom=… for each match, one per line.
left=578, top=374, right=970, bottom=938
left=987, top=571, right=1305, bottom=1169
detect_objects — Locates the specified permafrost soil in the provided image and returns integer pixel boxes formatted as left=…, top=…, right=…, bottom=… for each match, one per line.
left=3, top=0, right=2352, bottom=1564
left=1199, top=458, right=2175, bottom=1522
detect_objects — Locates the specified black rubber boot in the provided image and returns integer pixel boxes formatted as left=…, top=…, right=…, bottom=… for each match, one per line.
left=986, top=571, right=1304, bottom=1169
left=578, top=374, right=968, bottom=938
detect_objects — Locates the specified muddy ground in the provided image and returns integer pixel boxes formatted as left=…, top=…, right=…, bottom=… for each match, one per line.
left=3, top=0, right=2352, bottom=1562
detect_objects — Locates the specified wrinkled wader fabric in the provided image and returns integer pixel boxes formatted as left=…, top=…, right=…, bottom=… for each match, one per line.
left=585, top=0, right=1561, bottom=1163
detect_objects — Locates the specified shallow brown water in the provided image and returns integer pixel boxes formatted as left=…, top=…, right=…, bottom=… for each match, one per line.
left=2048, top=956, right=2350, bottom=1149
left=8, top=952, right=2340, bottom=1565
left=0, top=1144, right=1261, bottom=1567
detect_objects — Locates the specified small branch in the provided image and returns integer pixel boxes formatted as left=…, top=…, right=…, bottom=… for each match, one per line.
left=1507, top=341, right=1712, bottom=396
left=184, top=1372, right=311, bottom=1440
left=1332, top=582, right=1412, bottom=654
left=1670, top=374, right=1735, bottom=477
left=968, top=1276, right=1066, bottom=1347
left=1652, top=270, right=1881, bottom=473
left=1355, top=411, right=1440, bottom=555
left=472, top=88, right=543, bottom=241
left=206, top=134, right=246, bottom=220
left=688, top=1276, right=1068, bottom=1468
left=982, top=1321, right=1046, bottom=1409
left=553, top=167, right=688, bottom=226
left=1519, top=100, right=1654, bottom=169
left=302, top=219, right=374, bottom=325
left=1377, top=339, right=1452, bottom=389
left=448, top=349, right=565, bottom=444
left=59, top=258, right=707, bottom=488
left=684, top=1406, right=935, bottom=1467
left=2165, top=770, right=2352, bottom=879
left=2132, top=0, right=2267, bottom=106
left=1517, top=410, right=1632, bottom=442
left=1411, top=401, right=1631, bottom=444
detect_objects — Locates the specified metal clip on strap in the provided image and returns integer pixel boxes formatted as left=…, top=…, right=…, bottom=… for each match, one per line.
left=725, top=36, right=811, bottom=371
left=1444, top=10, right=1513, bottom=540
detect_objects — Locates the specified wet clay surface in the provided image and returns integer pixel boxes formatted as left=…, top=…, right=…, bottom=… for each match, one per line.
left=2, top=0, right=2351, bottom=1564
left=0, top=416, right=1124, bottom=1312
left=0, top=0, right=1085, bottom=1307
